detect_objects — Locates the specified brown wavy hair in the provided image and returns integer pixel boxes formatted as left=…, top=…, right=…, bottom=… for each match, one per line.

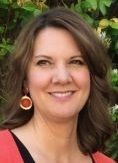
left=0, top=7, right=113, bottom=154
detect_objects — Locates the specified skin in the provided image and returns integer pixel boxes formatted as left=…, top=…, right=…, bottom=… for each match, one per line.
left=27, top=27, right=90, bottom=121
left=12, top=27, right=91, bottom=163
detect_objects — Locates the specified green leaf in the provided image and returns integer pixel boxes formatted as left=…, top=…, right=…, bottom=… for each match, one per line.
left=0, top=0, right=9, bottom=5
left=103, top=0, right=112, bottom=7
left=2, top=38, right=6, bottom=43
left=86, top=0, right=97, bottom=10
left=22, top=2, right=37, bottom=12
left=0, top=26, right=4, bottom=33
left=99, top=0, right=107, bottom=15
left=0, top=43, right=12, bottom=52
left=11, top=2, right=19, bottom=9
left=0, top=48, right=8, bottom=59
left=20, top=11, right=33, bottom=26
left=81, top=1, right=91, bottom=12
left=110, top=22, right=118, bottom=29
left=74, top=3, right=83, bottom=13
left=33, top=9, right=42, bottom=16
left=98, top=0, right=112, bottom=15
left=115, top=41, right=118, bottom=50
left=81, top=13, right=94, bottom=25
left=109, top=28, right=118, bottom=36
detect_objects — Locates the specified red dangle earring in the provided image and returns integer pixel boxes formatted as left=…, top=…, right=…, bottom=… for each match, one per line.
left=20, top=88, right=32, bottom=110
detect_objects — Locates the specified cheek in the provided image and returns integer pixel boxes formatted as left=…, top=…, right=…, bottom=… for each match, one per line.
left=73, top=69, right=90, bottom=89
left=27, top=70, right=51, bottom=90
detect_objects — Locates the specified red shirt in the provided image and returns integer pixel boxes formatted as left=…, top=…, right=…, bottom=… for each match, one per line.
left=0, top=129, right=116, bottom=163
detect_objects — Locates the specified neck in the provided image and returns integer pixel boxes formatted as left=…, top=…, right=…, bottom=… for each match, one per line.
left=12, top=113, right=92, bottom=162
left=28, top=113, right=79, bottom=157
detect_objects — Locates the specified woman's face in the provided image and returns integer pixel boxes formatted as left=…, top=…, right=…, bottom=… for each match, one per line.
left=27, top=27, right=90, bottom=120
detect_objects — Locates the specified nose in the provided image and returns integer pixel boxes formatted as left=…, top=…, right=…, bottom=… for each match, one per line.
left=52, top=65, right=72, bottom=84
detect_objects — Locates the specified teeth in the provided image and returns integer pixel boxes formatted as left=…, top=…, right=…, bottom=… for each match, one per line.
left=50, top=91, right=73, bottom=98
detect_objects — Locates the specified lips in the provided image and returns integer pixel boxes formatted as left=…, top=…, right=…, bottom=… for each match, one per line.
left=48, top=91, right=76, bottom=99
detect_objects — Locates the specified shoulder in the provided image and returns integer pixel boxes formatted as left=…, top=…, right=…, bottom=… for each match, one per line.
left=0, top=129, right=11, bottom=137
left=0, top=129, right=23, bottom=162
left=0, top=129, right=12, bottom=145
left=92, top=151, right=116, bottom=163
left=0, top=129, right=15, bottom=154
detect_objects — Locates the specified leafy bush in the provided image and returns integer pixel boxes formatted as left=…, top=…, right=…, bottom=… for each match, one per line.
left=111, top=69, right=118, bottom=87
left=105, top=104, right=118, bottom=160
left=0, top=0, right=48, bottom=59
left=70, top=0, right=118, bottom=64
left=106, top=68, right=118, bottom=160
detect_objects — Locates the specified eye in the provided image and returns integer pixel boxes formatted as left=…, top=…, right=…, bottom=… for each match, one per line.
left=36, top=60, right=52, bottom=66
left=69, top=59, right=85, bottom=66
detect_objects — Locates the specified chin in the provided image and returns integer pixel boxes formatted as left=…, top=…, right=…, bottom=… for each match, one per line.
left=46, top=106, right=79, bottom=121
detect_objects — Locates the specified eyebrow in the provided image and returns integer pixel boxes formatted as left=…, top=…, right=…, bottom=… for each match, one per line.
left=34, top=53, right=82, bottom=59
left=70, top=55, right=83, bottom=59
left=34, top=55, right=52, bottom=59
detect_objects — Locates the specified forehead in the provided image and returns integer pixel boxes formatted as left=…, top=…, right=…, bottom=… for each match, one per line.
left=33, top=27, right=82, bottom=58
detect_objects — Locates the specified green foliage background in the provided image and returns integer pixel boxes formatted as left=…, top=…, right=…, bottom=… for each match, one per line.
left=0, top=0, right=118, bottom=161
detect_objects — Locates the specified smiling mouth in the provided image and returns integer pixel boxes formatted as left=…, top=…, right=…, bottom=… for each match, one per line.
left=48, top=91, right=76, bottom=99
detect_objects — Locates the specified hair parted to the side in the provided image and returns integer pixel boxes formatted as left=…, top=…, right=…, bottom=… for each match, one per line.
left=0, top=7, right=113, bottom=154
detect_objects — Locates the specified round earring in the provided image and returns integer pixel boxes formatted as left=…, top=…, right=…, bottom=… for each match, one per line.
left=20, top=95, right=32, bottom=110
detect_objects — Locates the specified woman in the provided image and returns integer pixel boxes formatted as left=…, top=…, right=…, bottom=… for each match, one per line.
left=0, top=7, right=115, bottom=163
